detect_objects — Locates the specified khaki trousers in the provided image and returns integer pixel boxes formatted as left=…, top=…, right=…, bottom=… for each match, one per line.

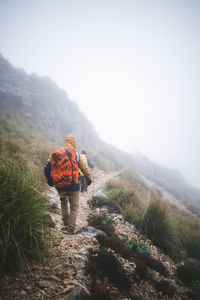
left=59, top=191, right=80, bottom=230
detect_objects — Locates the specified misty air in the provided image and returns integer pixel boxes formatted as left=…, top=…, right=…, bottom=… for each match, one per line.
left=0, top=1, right=200, bottom=299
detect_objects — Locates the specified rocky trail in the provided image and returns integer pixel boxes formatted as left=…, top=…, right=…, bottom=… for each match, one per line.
left=0, top=169, right=117, bottom=300
left=0, top=169, right=194, bottom=300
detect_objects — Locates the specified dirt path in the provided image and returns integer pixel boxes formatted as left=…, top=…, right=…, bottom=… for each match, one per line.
left=0, top=169, right=190, bottom=300
left=0, top=169, right=118, bottom=300
left=49, top=168, right=118, bottom=231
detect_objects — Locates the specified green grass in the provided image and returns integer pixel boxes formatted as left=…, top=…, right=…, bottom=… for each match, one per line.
left=0, top=118, right=55, bottom=272
left=87, top=212, right=115, bottom=236
left=141, top=198, right=179, bottom=258
left=105, top=170, right=200, bottom=261
left=169, top=208, right=200, bottom=260
left=0, top=156, right=51, bottom=272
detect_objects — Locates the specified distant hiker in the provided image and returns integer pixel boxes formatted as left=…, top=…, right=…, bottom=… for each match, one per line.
left=79, top=150, right=94, bottom=193
left=44, top=136, right=92, bottom=234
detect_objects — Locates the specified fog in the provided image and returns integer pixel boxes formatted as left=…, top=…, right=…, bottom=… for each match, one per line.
left=0, top=0, right=200, bottom=187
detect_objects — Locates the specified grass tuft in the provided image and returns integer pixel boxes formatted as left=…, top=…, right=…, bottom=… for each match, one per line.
left=141, top=198, right=178, bottom=258
left=0, top=156, right=50, bottom=272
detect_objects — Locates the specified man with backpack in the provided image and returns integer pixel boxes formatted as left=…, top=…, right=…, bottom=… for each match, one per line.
left=44, top=135, right=92, bottom=234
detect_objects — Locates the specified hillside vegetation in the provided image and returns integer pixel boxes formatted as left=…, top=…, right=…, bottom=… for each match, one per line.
left=0, top=54, right=124, bottom=171
left=131, top=153, right=200, bottom=217
left=1, top=54, right=200, bottom=276
left=0, top=118, right=55, bottom=272
left=103, top=168, right=200, bottom=261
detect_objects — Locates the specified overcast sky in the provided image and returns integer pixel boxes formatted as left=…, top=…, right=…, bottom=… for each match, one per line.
left=0, top=0, right=200, bottom=187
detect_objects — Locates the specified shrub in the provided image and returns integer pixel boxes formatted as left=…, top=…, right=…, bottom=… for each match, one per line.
left=122, top=235, right=151, bottom=256
left=87, top=195, right=121, bottom=214
left=141, top=198, right=178, bottom=257
left=87, top=213, right=115, bottom=236
left=88, top=249, right=131, bottom=290
left=124, top=236, right=149, bottom=255
left=170, top=209, right=200, bottom=260
left=152, top=279, right=176, bottom=297
left=82, top=280, right=114, bottom=300
left=0, top=156, right=50, bottom=272
left=177, top=263, right=200, bottom=286
left=123, top=204, right=143, bottom=228
left=105, top=179, right=138, bottom=208
left=143, top=255, right=169, bottom=277
left=131, top=293, right=146, bottom=300
left=134, top=257, right=149, bottom=280
left=96, top=234, right=133, bottom=259
left=191, top=280, right=200, bottom=295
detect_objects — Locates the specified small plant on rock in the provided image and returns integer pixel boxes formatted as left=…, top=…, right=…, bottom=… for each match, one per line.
left=131, top=293, right=146, bottom=300
left=122, top=235, right=151, bottom=256
left=87, top=213, right=115, bottom=236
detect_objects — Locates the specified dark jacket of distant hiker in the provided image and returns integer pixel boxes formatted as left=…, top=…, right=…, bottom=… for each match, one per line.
left=79, top=150, right=94, bottom=192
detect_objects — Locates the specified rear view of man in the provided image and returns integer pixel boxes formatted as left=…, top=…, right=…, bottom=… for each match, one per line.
left=44, top=135, right=92, bottom=234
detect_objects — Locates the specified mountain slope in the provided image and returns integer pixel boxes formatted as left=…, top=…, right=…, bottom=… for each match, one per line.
left=0, top=54, right=123, bottom=170
left=1, top=53, right=200, bottom=216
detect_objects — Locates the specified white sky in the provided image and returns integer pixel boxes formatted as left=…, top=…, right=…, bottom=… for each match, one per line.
left=0, top=0, right=200, bottom=187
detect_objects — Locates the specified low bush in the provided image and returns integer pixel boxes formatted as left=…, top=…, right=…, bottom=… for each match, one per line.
left=131, top=293, right=146, bottom=300
left=141, top=198, right=178, bottom=258
left=191, top=280, right=200, bottom=295
left=87, top=195, right=121, bottom=214
left=134, top=257, right=149, bottom=280
left=82, top=280, right=114, bottom=300
left=143, top=255, right=169, bottom=277
left=177, top=263, right=200, bottom=286
left=87, top=213, right=115, bottom=236
left=170, top=209, right=200, bottom=260
left=105, top=179, right=140, bottom=209
left=96, top=234, right=133, bottom=259
left=122, top=235, right=150, bottom=256
left=152, top=279, right=176, bottom=297
left=123, top=204, right=143, bottom=229
left=0, top=156, right=50, bottom=272
left=88, top=249, right=131, bottom=290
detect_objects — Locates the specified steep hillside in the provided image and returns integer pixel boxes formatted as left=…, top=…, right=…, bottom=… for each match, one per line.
left=1, top=53, right=200, bottom=215
left=130, top=153, right=200, bottom=217
left=0, top=54, right=121, bottom=170
left=0, top=54, right=96, bottom=144
left=1, top=172, right=199, bottom=299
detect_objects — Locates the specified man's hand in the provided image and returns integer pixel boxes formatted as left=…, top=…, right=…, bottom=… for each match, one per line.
left=87, top=179, right=92, bottom=186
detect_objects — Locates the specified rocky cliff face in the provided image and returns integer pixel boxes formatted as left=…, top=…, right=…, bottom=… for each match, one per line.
left=0, top=54, right=99, bottom=148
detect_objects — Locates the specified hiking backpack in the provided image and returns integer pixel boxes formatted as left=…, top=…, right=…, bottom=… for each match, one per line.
left=51, top=147, right=79, bottom=188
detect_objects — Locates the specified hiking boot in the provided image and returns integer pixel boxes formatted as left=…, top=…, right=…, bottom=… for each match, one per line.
left=61, top=225, right=75, bottom=235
